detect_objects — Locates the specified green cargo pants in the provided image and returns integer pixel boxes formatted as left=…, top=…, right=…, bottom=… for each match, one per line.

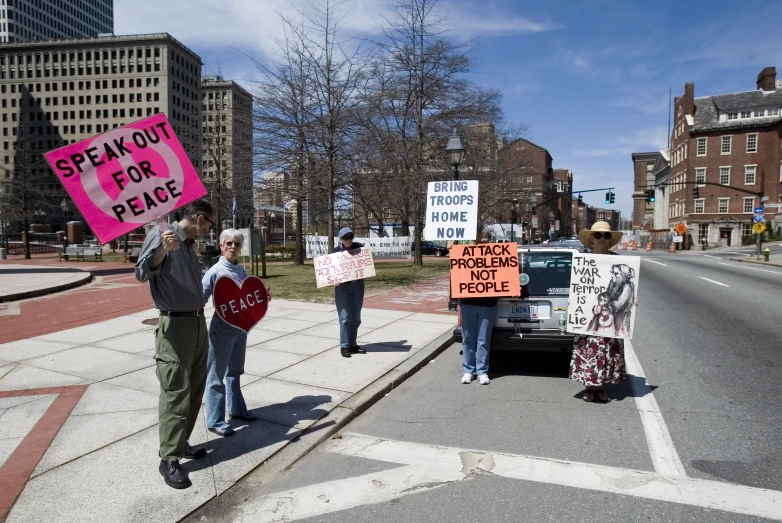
left=155, top=314, right=208, bottom=462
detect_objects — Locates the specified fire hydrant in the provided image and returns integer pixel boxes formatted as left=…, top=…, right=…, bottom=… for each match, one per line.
left=764, top=248, right=770, bottom=262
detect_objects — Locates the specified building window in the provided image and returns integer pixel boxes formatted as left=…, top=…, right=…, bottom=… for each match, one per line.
left=720, top=167, right=730, bottom=185
left=741, top=224, right=753, bottom=237
left=746, top=133, right=757, bottom=153
left=770, top=108, right=780, bottom=116
left=745, top=165, right=756, bottom=184
left=367, top=212, right=373, bottom=219
left=727, top=112, right=738, bottom=120
left=721, top=136, right=731, bottom=154
left=718, top=198, right=729, bottom=213
left=743, top=197, right=755, bottom=213
left=696, top=137, right=706, bottom=156
left=694, top=199, right=705, bottom=213
left=755, top=109, right=765, bottom=118
left=695, top=168, right=706, bottom=186
left=741, top=111, right=751, bottom=118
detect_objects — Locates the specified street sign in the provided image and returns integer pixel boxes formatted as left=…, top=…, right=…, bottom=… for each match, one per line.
left=755, top=207, right=765, bottom=214
left=761, top=196, right=770, bottom=202
left=753, top=223, right=767, bottom=234
left=672, top=235, right=683, bottom=243
left=531, top=215, right=538, bottom=228
left=754, top=215, right=765, bottom=223
left=764, top=203, right=782, bottom=209
left=675, top=222, right=687, bottom=235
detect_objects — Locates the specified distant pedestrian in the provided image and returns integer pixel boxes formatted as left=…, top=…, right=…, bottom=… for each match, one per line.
left=135, top=200, right=215, bottom=489
left=460, top=235, right=498, bottom=385
left=333, top=227, right=366, bottom=358
left=202, top=229, right=270, bottom=437
left=570, top=221, right=627, bottom=403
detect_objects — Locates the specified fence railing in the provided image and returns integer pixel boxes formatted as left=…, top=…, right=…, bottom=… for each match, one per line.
left=1, top=233, right=64, bottom=254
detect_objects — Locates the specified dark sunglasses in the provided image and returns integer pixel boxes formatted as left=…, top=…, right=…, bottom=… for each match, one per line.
left=592, top=232, right=612, bottom=240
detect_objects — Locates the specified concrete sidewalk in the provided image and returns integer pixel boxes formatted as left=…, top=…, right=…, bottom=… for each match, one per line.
left=0, top=299, right=455, bottom=522
left=734, top=252, right=782, bottom=267
left=0, top=265, right=92, bottom=302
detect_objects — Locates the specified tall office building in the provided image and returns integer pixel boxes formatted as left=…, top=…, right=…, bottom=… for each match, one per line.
left=201, top=75, right=253, bottom=228
left=0, top=0, right=114, bottom=43
left=0, top=33, right=203, bottom=233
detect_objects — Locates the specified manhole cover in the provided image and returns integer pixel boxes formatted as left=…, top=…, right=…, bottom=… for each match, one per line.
left=142, top=318, right=159, bottom=326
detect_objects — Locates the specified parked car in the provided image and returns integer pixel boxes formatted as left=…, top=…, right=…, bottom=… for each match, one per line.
left=454, top=246, right=578, bottom=352
left=413, top=240, right=449, bottom=257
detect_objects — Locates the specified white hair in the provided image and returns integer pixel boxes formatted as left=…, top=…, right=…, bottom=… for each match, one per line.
left=219, top=228, right=244, bottom=245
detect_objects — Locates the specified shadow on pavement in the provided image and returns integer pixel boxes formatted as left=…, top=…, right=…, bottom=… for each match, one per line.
left=488, top=351, right=572, bottom=379
left=603, top=375, right=658, bottom=401
left=0, top=267, right=84, bottom=274
left=186, top=395, right=334, bottom=473
left=363, top=341, right=413, bottom=353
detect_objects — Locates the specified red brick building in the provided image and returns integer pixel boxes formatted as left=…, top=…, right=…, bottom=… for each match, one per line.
left=553, top=169, right=573, bottom=236
left=669, top=67, right=782, bottom=247
left=572, top=201, right=596, bottom=234
left=595, top=208, right=620, bottom=232
left=631, top=152, right=657, bottom=230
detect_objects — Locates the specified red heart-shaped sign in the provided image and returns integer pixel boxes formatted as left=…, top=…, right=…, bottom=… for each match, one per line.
left=213, top=275, right=269, bottom=332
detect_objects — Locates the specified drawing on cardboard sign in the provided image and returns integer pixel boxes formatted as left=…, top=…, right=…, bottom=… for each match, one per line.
left=567, top=253, right=640, bottom=340
left=314, top=247, right=377, bottom=288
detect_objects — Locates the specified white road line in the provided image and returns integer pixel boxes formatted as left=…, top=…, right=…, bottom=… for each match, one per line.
left=642, top=259, right=668, bottom=266
left=703, top=254, right=722, bottom=259
left=265, top=433, right=782, bottom=522
left=719, top=262, right=782, bottom=275
left=698, top=276, right=731, bottom=287
left=624, top=340, right=687, bottom=478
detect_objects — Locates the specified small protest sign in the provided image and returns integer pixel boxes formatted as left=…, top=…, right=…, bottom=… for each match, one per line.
left=450, top=242, right=520, bottom=298
left=44, top=114, right=207, bottom=244
left=567, top=254, right=640, bottom=340
left=423, top=180, right=478, bottom=241
left=314, top=247, right=376, bottom=288
left=213, top=276, right=269, bottom=332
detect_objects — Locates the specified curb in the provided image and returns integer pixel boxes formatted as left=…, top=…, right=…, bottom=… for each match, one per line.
left=732, top=257, right=782, bottom=268
left=0, top=271, right=93, bottom=303
left=181, top=330, right=456, bottom=522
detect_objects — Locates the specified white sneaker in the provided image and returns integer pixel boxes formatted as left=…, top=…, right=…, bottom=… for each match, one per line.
left=478, top=374, right=490, bottom=385
left=461, top=373, right=473, bottom=384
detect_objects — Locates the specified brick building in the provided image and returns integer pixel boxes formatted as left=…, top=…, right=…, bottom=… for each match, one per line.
left=595, top=207, right=620, bottom=232
left=553, top=168, right=573, bottom=236
left=669, top=66, right=782, bottom=247
left=631, top=152, right=656, bottom=229
left=572, top=200, right=596, bottom=234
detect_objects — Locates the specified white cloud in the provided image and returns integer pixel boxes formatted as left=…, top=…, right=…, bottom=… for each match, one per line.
left=569, top=126, right=668, bottom=158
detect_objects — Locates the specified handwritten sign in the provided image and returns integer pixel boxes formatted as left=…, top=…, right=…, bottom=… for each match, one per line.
left=314, top=247, right=376, bottom=288
left=423, top=180, right=478, bottom=241
left=567, top=254, right=640, bottom=340
left=213, top=276, right=269, bottom=333
left=450, top=242, right=520, bottom=298
left=44, top=114, right=207, bottom=244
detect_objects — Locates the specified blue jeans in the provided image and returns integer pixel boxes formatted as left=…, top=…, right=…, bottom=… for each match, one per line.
left=335, top=279, right=364, bottom=348
left=461, top=304, right=496, bottom=376
left=205, top=317, right=249, bottom=429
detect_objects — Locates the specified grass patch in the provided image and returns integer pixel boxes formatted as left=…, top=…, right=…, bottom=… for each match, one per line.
left=247, top=260, right=451, bottom=303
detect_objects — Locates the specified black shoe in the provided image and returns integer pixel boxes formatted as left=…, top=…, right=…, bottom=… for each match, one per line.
left=159, top=459, right=191, bottom=489
left=184, top=442, right=207, bottom=460
left=350, top=345, right=366, bottom=354
left=341, top=346, right=352, bottom=358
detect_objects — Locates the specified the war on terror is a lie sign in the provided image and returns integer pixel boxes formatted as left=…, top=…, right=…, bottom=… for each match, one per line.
left=423, top=180, right=478, bottom=241
left=44, top=113, right=207, bottom=245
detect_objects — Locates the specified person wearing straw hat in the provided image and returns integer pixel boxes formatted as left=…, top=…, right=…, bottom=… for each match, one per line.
left=570, top=221, right=627, bottom=403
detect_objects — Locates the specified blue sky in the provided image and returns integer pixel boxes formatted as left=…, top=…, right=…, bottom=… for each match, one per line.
left=116, top=0, right=782, bottom=216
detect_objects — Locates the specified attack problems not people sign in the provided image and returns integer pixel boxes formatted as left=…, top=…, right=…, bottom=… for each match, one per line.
left=423, top=180, right=478, bottom=241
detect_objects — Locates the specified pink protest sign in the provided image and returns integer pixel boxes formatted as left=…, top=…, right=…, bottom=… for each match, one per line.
left=44, top=114, right=207, bottom=244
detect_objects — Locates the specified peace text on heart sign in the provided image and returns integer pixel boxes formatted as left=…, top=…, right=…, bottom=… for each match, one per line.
left=44, top=113, right=207, bottom=245
left=213, top=276, right=269, bottom=332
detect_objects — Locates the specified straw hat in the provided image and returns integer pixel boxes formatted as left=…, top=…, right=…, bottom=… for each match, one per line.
left=579, top=221, right=623, bottom=249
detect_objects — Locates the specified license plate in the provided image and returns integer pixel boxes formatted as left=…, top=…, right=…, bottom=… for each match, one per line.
left=510, top=304, right=537, bottom=319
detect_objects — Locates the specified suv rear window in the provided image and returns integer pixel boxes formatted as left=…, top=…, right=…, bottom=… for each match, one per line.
left=519, top=252, right=573, bottom=296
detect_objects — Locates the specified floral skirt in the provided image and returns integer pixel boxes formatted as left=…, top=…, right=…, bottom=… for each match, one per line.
left=569, top=335, right=626, bottom=387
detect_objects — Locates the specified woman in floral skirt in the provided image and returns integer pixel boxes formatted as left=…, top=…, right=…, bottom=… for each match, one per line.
left=570, top=221, right=627, bottom=403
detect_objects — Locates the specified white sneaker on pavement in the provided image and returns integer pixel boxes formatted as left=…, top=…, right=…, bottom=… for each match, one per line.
left=461, top=373, right=473, bottom=384
left=478, top=374, right=490, bottom=385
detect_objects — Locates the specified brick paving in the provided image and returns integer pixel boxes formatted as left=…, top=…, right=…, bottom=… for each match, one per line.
left=364, top=275, right=455, bottom=315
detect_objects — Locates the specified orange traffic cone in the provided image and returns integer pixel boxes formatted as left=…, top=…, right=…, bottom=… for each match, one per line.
left=622, top=241, right=627, bottom=250
left=669, top=242, right=676, bottom=253
left=631, top=241, right=638, bottom=251
left=646, top=242, right=652, bottom=252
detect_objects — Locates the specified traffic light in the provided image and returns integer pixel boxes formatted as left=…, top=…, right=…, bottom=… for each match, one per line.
left=577, top=194, right=583, bottom=205
left=645, top=189, right=656, bottom=203
left=609, top=192, right=615, bottom=204
left=692, top=186, right=699, bottom=199
left=605, top=192, right=611, bottom=204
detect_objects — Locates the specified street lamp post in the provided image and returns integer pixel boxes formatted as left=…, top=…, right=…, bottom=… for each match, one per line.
left=60, top=199, right=69, bottom=248
left=549, top=211, right=556, bottom=241
left=445, top=128, right=465, bottom=311
left=269, top=212, right=276, bottom=246
left=530, top=194, right=538, bottom=243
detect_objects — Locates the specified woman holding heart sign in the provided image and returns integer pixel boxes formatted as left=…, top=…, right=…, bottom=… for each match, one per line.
left=202, top=229, right=271, bottom=437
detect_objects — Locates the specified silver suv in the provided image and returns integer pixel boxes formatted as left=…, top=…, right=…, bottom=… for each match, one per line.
left=454, top=246, right=577, bottom=352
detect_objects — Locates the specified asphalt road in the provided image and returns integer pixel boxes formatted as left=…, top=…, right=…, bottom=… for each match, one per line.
left=203, top=250, right=782, bottom=522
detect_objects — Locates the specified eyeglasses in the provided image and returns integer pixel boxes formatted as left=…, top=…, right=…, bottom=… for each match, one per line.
left=592, top=232, right=612, bottom=240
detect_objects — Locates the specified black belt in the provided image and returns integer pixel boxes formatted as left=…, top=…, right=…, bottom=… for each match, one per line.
left=160, top=309, right=204, bottom=317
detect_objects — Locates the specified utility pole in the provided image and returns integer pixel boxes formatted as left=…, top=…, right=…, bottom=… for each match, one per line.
left=757, top=169, right=765, bottom=260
